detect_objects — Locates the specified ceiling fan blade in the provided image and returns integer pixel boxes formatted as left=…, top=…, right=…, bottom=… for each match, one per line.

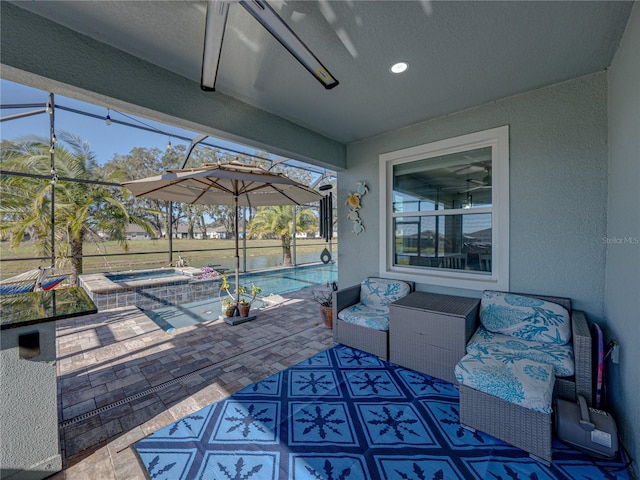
left=442, top=180, right=490, bottom=194
left=468, top=184, right=490, bottom=192
left=450, top=164, right=484, bottom=176
left=469, top=178, right=487, bottom=185
left=201, top=0, right=229, bottom=91
left=239, top=0, right=339, bottom=89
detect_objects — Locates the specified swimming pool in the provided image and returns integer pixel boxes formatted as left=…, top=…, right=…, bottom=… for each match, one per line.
left=79, top=263, right=337, bottom=312
left=145, top=264, right=338, bottom=331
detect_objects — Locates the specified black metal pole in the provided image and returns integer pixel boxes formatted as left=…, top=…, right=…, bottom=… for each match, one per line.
left=48, top=93, right=56, bottom=269
left=242, top=206, right=247, bottom=273
left=292, top=206, right=297, bottom=266
left=168, top=201, right=173, bottom=265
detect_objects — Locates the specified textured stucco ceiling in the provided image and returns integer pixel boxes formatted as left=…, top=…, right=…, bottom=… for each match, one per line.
left=8, top=1, right=634, bottom=144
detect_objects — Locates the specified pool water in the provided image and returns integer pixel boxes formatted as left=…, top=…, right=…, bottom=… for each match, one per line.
left=231, top=263, right=338, bottom=296
left=144, top=263, right=338, bottom=331
left=106, top=269, right=189, bottom=283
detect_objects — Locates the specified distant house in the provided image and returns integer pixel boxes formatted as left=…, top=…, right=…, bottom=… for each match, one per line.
left=125, top=224, right=154, bottom=241
left=170, top=225, right=190, bottom=239
left=467, top=228, right=492, bottom=243
left=207, top=225, right=230, bottom=240
left=464, top=228, right=492, bottom=252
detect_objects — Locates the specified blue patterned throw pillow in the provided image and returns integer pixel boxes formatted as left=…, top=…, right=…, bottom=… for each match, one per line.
left=480, top=291, right=572, bottom=345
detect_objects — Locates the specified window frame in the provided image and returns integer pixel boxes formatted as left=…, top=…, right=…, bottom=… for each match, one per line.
left=379, top=126, right=509, bottom=291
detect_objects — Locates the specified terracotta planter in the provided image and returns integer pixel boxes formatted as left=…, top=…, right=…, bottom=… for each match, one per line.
left=238, top=304, right=251, bottom=317
left=319, top=305, right=333, bottom=329
left=222, top=304, right=236, bottom=317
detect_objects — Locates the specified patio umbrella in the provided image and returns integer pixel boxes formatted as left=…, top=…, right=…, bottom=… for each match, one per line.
left=123, top=161, right=322, bottom=314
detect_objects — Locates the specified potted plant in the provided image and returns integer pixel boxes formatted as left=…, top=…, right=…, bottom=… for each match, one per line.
left=237, top=298, right=251, bottom=317
left=237, top=283, right=262, bottom=317
left=219, top=274, right=237, bottom=317
left=221, top=297, right=237, bottom=317
left=219, top=274, right=262, bottom=318
left=312, top=282, right=337, bottom=329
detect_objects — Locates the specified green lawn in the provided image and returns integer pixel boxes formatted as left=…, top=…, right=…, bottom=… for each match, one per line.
left=0, top=238, right=337, bottom=280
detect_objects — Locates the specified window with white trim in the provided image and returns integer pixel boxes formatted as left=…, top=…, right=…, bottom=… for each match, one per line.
left=379, top=126, right=509, bottom=291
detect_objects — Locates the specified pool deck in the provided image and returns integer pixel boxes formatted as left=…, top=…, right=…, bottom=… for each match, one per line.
left=51, top=285, right=332, bottom=479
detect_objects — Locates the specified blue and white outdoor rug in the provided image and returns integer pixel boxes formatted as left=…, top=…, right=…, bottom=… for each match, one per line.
left=134, top=345, right=632, bottom=480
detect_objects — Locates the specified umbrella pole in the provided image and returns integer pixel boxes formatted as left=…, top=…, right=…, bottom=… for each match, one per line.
left=234, top=196, right=240, bottom=314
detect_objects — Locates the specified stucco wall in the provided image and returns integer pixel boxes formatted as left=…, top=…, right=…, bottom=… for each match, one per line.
left=340, top=72, right=609, bottom=318
left=606, top=2, right=640, bottom=471
left=1, top=322, right=61, bottom=479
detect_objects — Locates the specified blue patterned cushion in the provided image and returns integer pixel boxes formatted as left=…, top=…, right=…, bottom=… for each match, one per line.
left=337, top=304, right=390, bottom=331
left=455, top=352, right=556, bottom=414
left=467, top=326, right=575, bottom=377
left=360, top=278, right=411, bottom=310
left=480, top=291, right=572, bottom=345
left=336, top=278, right=411, bottom=332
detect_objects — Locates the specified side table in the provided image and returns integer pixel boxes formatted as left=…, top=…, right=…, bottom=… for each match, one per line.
left=389, top=291, right=479, bottom=384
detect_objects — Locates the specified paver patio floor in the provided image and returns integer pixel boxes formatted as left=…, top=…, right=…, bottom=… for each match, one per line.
left=51, top=286, right=333, bottom=479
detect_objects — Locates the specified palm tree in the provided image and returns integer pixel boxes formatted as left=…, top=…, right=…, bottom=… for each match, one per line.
left=248, top=205, right=317, bottom=266
left=0, top=134, right=155, bottom=285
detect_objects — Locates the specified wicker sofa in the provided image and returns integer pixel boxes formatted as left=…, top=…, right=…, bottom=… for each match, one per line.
left=332, top=277, right=414, bottom=360
left=455, top=292, right=592, bottom=464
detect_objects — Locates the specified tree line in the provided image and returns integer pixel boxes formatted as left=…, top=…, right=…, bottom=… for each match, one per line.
left=0, top=133, right=319, bottom=285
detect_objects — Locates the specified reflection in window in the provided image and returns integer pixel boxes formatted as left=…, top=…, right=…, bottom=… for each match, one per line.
left=391, top=146, right=493, bottom=273
left=393, top=147, right=492, bottom=213
left=394, top=214, right=492, bottom=272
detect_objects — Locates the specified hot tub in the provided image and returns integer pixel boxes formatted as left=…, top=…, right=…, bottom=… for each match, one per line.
left=79, top=267, right=220, bottom=311
left=105, top=268, right=190, bottom=283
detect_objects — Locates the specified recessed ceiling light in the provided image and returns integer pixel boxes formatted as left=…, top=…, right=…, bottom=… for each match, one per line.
left=390, top=62, right=408, bottom=74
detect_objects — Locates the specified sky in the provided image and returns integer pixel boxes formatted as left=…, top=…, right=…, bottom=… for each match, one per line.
left=0, top=78, right=288, bottom=168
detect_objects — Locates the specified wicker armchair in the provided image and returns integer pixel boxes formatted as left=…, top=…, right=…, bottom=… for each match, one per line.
left=332, top=278, right=414, bottom=360
left=457, top=293, right=592, bottom=464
